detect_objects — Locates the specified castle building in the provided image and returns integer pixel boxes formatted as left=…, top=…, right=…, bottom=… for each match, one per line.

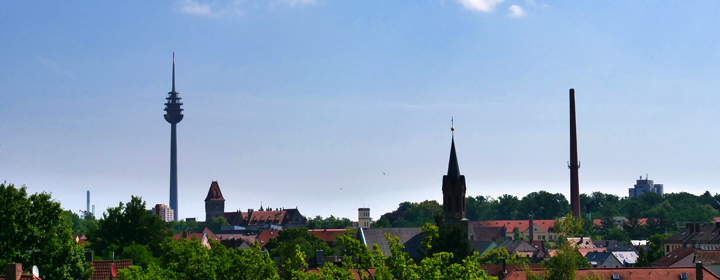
left=202, top=181, right=307, bottom=231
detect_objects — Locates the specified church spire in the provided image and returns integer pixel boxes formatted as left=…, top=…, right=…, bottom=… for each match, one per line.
left=447, top=118, right=460, bottom=180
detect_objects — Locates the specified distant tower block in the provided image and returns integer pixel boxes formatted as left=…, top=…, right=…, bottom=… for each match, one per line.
left=358, top=208, right=372, bottom=229
left=568, top=88, right=581, bottom=217
left=92, top=205, right=95, bottom=216
left=86, top=191, right=90, bottom=213
left=164, top=53, right=184, bottom=221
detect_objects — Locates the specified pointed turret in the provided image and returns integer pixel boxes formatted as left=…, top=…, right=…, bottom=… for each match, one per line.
left=205, top=181, right=225, bottom=202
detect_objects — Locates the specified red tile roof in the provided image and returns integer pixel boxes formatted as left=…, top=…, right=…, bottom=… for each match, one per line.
left=248, top=211, right=286, bottom=226
left=308, top=229, right=347, bottom=244
left=0, top=275, right=42, bottom=280
left=505, top=266, right=720, bottom=280
left=256, top=229, right=281, bottom=249
left=472, top=220, right=556, bottom=233
left=479, top=264, right=542, bottom=277
left=91, top=259, right=133, bottom=280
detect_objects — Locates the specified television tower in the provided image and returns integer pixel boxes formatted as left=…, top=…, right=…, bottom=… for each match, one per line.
left=164, top=53, right=184, bottom=221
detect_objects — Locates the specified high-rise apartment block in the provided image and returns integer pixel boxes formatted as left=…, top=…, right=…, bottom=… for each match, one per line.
left=629, top=175, right=664, bottom=198
left=154, top=203, right=175, bottom=222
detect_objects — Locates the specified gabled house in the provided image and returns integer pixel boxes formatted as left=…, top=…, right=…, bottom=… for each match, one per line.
left=664, top=222, right=720, bottom=254
left=585, top=251, right=623, bottom=268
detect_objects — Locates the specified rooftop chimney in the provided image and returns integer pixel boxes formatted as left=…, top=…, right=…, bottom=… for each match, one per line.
left=695, top=223, right=701, bottom=233
left=687, top=223, right=694, bottom=234
left=5, top=263, right=21, bottom=280
left=697, top=261, right=704, bottom=280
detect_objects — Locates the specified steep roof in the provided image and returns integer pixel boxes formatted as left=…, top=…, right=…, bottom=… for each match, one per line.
left=471, top=240, right=497, bottom=255
left=498, top=239, right=537, bottom=253
left=612, top=251, right=638, bottom=265
left=593, top=240, right=637, bottom=252
left=666, top=223, right=720, bottom=244
left=91, top=260, right=133, bottom=280
left=584, top=251, right=613, bottom=265
left=359, top=228, right=426, bottom=260
left=472, top=225, right=506, bottom=241
left=447, top=136, right=460, bottom=179
left=205, top=181, right=225, bottom=201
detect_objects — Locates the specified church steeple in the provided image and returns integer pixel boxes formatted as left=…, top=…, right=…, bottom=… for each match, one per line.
left=442, top=120, right=467, bottom=222
left=447, top=136, right=460, bottom=180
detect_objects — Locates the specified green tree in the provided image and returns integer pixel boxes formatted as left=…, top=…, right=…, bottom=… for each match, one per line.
left=648, top=233, right=672, bottom=263
left=635, top=248, right=651, bottom=267
left=422, top=216, right=473, bottom=264
left=264, top=228, right=332, bottom=258
left=209, top=216, right=230, bottom=232
left=307, top=215, right=353, bottom=229
left=169, top=219, right=199, bottom=234
left=0, top=182, right=92, bottom=279
left=603, top=227, right=630, bottom=243
left=477, top=247, right=529, bottom=265
left=493, top=194, right=520, bottom=220
left=88, top=196, right=171, bottom=261
left=554, top=214, right=584, bottom=238
left=518, top=191, right=570, bottom=220
left=120, top=243, right=158, bottom=269
left=533, top=242, right=590, bottom=280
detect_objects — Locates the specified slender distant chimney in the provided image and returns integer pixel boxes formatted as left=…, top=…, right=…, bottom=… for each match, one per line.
left=87, top=191, right=90, bottom=213
left=529, top=215, right=534, bottom=242
left=92, top=205, right=95, bottom=216
left=569, top=88, right=581, bottom=217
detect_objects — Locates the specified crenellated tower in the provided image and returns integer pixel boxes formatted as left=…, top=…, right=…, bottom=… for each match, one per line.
left=164, top=53, right=184, bottom=221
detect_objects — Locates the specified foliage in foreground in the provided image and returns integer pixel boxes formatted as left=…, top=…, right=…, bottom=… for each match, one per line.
left=117, top=223, right=497, bottom=280
left=0, top=182, right=92, bottom=279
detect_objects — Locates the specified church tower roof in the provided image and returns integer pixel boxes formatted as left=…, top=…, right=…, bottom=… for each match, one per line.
left=205, top=181, right=225, bottom=201
left=447, top=135, right=461, bottom=180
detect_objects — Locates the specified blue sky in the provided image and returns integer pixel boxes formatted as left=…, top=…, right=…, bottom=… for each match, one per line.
left=2, top=0, right=720, bottom=221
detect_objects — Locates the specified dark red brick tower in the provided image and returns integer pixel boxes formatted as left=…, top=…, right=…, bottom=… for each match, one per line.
left=569, top=89, right=581, bottom=217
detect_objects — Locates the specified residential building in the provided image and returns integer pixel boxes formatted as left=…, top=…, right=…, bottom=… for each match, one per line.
left=91, top=260, right=133, bottom=280
left=629, top=175, right=664, bottom=198
left=357, top=227, right=426, bottom=260
left=154, top=203, right=174, bottom=222
left=1, top=263, right=41, bottom=280
left=504, top=264, right=720, bottom=280
left=585, top=251, right=623, bottom=268
left=664, top=222, right=720, bottom=254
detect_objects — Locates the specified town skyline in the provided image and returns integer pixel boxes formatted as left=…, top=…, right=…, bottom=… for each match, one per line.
left=3, top=1, right=720, bottom=221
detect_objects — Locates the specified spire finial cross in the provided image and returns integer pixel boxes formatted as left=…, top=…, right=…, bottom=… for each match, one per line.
left=451, top=117, right=455, bottom=135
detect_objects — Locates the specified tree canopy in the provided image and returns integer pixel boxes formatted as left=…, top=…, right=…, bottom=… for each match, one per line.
left=0, top=182, right=92, bottom=279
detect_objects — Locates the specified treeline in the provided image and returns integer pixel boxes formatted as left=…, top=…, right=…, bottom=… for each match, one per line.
left=374, top=190, right=720, bottom=230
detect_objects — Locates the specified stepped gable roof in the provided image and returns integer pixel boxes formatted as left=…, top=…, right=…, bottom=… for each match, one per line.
left=91, top=260, right=133, bottom=280
left=652, top=247, right=702, bottom=267
left=308, top=229, right=347, bottom=244
left=359, top=228, right=426, bottom=260
left=505, top=267, right=720, bottom=280
left=471, top=220, right=556, bottom=233
left=205, top=181, right=225, bottom=201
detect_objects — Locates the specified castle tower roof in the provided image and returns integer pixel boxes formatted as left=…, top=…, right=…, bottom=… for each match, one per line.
left=205, top=181, right=225, bottom=201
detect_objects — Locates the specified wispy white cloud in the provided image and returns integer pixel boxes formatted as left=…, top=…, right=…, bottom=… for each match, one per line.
left=508, top=5, right=525, bottom=18
left=37, top=56, right=75, bottom=79
left=177, top=0, right=218, bottom=17
left=282, top=0, right=316, bottom=7
left=456, top=0, right=505, bottom=12
left=177, top=0, right=314, bottom=17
